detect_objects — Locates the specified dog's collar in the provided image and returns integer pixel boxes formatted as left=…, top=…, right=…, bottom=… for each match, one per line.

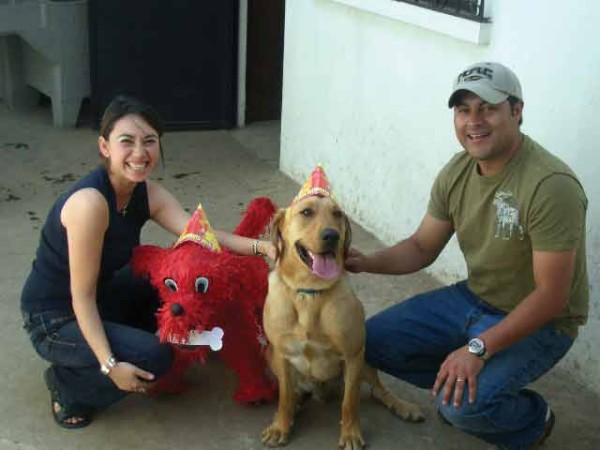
left=296, top=288, right=323, bottom=295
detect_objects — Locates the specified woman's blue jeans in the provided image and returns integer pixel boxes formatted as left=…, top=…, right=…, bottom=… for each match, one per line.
left=21, top=267, right=173, bottom=417
left=365, top=281, right=573, bottom=450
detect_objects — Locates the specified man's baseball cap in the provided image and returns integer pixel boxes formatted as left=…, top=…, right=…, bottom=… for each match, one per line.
left=448, top=62, right=522, bottom=108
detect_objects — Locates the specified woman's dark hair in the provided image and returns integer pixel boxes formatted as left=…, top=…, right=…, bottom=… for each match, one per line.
left=99, top=95, right=166, bottom=166
left=100, top=95, right=165, bottom=139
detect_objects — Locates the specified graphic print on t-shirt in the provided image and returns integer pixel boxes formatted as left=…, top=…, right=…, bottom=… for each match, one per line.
left=493, top=191, right=524, bottom=240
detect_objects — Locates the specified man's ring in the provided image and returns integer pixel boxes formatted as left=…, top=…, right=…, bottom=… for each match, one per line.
left=457, top=378, right=465, bottom=382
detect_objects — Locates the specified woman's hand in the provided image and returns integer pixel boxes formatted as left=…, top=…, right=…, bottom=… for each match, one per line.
left=108, top=362, right=155, bottom=393
left=257, top=240, right=277, bottom=261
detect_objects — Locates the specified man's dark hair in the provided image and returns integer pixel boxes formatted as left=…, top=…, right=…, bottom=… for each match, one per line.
left=507, top=95, right=523, bottom=126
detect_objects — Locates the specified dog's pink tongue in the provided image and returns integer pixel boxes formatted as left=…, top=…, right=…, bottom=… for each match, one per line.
left=312, top=254, right=340, bottom=280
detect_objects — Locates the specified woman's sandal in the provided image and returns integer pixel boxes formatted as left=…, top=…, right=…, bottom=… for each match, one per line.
left=43, top=368, right=92, bottom=429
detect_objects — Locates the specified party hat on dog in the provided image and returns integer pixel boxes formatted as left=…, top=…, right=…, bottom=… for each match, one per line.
left=175, top=203, right=222, bottom=252
left=292, top=164, right=335, bottom=204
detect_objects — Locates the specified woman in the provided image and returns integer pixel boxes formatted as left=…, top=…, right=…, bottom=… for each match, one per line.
left=20, top=95, right=275, bottom=429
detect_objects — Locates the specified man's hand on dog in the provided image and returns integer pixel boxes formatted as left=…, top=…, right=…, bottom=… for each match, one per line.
left=345, top=247, right=366, bottom=273
left=432, top=346, right=484, bottom=408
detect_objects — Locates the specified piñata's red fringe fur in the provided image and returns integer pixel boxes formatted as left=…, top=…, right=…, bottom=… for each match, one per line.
left=131, top=197, right=278, bottom=403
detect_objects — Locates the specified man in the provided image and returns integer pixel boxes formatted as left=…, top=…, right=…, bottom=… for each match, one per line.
left=346, top=62, right=588, bottom=449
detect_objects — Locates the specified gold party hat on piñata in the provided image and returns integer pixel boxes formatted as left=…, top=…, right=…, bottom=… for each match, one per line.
left=174, top=203, right=221, bottom=252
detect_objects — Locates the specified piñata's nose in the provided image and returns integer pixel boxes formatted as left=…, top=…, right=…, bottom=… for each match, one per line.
left=170, top=303, right=184, bottom=316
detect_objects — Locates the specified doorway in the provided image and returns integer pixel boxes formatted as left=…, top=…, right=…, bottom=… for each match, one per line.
left=89, top=0, right=239, bottom=130
left=244, top=0, right=285, bottom=124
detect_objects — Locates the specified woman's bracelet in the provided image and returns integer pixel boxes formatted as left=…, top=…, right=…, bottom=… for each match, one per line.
left=252, top=239, right=264, bottom=257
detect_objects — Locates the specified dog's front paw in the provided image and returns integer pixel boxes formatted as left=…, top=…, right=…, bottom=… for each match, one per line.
left=338, top=428, right=365, bottom=450
left=261, top=423, right=291, bottom=447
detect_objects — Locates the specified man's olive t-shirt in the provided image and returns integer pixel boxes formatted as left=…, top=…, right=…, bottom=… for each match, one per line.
left=428, top=135, right=588, bottom=337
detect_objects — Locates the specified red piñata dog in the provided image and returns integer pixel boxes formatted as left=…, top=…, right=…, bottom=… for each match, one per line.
left=131, top=197, right=278, bottom=404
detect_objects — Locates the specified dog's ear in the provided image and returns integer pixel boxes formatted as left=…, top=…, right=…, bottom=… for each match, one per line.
left=343, top=214, right=352, bottom=259
left=271, top=208, right=287, bottom=262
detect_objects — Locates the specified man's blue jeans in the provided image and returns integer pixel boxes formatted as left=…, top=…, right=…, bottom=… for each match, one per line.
left=22, top=267, right=173, bottom=417
left=365, top=281, right=573, bottom=450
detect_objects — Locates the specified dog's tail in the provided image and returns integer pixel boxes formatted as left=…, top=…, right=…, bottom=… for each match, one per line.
left=233, top=197, right=277, bottom=239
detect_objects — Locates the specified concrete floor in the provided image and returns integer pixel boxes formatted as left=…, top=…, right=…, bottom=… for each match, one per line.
left=1, top=102, right=599, bottom=450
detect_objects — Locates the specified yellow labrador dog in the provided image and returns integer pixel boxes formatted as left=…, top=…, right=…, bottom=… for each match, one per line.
left=261, top=194, right=424, bottom=449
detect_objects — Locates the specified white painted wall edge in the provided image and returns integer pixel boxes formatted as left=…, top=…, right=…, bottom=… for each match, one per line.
left=237, top=0, right=248, bottom=127
left=329, top=0, right=491, bottom=45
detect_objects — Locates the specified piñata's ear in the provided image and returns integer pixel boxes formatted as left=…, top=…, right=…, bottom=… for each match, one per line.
left=233, top=197, right=277, bottom=238
left=131, top=245, right=166, bottom=277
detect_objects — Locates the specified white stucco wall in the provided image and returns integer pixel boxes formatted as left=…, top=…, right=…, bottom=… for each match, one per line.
left=280, top=0, right=600, bottom=392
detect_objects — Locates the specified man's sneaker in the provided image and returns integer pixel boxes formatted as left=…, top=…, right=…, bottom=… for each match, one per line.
left=494, top=407, right=555, bottom=449
left=529, top=408, right=555, bottom=449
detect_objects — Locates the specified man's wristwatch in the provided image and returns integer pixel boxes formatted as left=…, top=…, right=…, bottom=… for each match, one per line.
left=468, top=338, right=490, bottom=361
left=100, top=356, right=118, bottom=375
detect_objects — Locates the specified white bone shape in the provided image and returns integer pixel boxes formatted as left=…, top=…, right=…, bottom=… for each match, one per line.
left=185, top=327, right=224, bottom=351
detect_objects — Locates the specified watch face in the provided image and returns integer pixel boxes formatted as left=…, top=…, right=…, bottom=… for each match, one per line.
left=469, top=338, right=485, bottom=356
